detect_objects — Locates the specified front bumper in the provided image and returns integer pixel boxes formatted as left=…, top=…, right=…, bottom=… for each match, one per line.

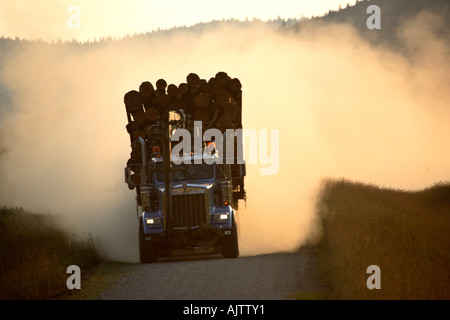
left=141, top=205, right=234, bottom=235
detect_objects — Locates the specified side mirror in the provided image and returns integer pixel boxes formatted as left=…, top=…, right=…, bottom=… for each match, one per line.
left=240, top=163, right=246, bottom=177
left=124, top=167, right=130, bottom=183
left=231, top=162, right=246, bottom=179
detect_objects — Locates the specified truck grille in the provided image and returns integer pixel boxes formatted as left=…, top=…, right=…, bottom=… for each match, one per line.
left=171, top=193, right=208, bottom=228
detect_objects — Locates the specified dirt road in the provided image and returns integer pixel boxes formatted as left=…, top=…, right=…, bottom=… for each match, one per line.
left=99, top=248, right=325, bottom=300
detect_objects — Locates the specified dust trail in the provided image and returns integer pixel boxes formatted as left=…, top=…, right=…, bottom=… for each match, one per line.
left=0, top=14, right=448, bottom=260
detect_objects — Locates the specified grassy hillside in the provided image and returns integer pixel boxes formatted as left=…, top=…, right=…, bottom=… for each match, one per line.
left=315, top=179, right=450, bottom=299
left=0, top=206, right=102, bottom=299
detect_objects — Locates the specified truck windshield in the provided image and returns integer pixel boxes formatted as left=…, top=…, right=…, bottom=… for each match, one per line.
left=155, top=162, right=214, bottom=181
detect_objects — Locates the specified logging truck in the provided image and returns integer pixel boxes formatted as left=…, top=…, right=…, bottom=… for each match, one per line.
left=123, top=72, right=246, bottom=263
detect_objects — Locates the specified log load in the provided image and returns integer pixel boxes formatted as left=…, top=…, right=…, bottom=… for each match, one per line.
left=124, top=90, right=143, bottom=113
left=139, top=81, right=154, bottom=110
left=123, top=72, right=242, bottom=165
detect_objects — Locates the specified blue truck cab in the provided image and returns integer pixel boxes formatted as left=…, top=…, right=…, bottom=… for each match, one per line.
left=125, top=148, right=245, bottom=263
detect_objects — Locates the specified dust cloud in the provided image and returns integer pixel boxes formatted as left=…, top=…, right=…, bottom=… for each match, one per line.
left=0, top=13, right=449, bottom=261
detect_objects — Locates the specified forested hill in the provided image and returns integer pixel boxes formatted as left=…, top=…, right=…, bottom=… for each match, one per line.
left=290, top=0, right=450, bottom=50
left=1, top=0, right=449, bottom=50
left=0, top=0, right=448, bottom=112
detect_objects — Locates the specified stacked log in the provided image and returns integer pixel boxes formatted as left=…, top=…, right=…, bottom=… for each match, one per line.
left=123, top=72, right=242, bottom=166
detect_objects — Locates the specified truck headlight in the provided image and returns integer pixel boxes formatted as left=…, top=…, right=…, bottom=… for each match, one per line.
left=146, top=217, right=162, bottom=225
left=213, top=214, right=229, bottom=221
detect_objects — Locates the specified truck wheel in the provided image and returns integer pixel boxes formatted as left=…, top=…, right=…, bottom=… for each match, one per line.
left=139, top=219, right=158, bottom=263
left=222, top=219, right=239, bottom=258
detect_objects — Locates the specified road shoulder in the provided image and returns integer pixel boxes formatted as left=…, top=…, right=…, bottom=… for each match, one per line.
left=56, top=261, right=137, bottom=300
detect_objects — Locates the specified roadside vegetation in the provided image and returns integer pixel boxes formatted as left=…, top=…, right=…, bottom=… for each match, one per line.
left=314, top=179, right=450, bottom=299
left=0, top=206, right=102, bottom=299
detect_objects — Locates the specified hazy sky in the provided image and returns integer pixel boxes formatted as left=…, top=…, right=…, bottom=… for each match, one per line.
left=1, top=0, right=449, bottom=259
left=0, top=0, right=358, bottom=42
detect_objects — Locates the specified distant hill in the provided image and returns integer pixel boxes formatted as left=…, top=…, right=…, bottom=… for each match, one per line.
left=1, top=0, right=448, bottom=54
left=0, top=0, right=448, bottom=117
left=291, top=0, right=450, bottom=51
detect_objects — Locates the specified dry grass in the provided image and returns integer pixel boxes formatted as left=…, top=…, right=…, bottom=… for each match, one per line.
left=0, top=206, right=101, bottom=299
left=315, top=179, right=450, bottom=300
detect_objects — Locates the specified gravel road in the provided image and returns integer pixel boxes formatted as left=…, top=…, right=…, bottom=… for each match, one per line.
left=100, top=248, right=325, bottom=300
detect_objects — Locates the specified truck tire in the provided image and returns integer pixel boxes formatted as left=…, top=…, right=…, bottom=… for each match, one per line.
left=222, top=218, right=239, bottom=258
left=139, top=219, right=158, bottom=263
